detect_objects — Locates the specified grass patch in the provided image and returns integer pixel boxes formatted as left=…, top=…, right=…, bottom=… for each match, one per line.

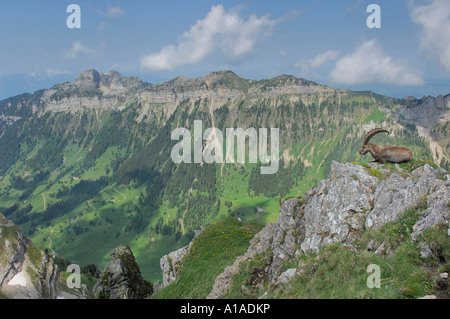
left=152, top=217, right=263, bottom=299
left=421, top=223, right=450, bottom=267
left=223, top=251, right=272, bottom=299
left=357, top=206, right=422, bottom=252
left=369, top=168, right=382, bottom=178
left=269, top=241, right=435, bottom=299
left=266, top=205, right=448, bottom=299
left=398, top=159, right=439, bottom=172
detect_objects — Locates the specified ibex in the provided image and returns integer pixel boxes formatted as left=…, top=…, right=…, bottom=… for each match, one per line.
left=359, top=128, right=413, bottom=164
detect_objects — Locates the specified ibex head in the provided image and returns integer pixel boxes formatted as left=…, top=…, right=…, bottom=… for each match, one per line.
left=359, top=128, right=389, bottom=155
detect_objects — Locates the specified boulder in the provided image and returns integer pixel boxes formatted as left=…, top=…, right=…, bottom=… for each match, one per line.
left=93, top=245, right=153, bottom=299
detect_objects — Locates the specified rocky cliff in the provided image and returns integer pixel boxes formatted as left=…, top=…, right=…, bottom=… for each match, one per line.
left=158, top=161, right=449, bottom=299
left=27, top=70, right=336, bottom=123
left=160, top=229, right=204, bottom=288
left=0, top=213, right=60, bottom=299
left=205, top=161, right=449, bottom=298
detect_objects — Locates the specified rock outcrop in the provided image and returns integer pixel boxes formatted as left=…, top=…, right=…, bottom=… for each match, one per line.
left=93, top=245, right=153, bottom=299
left=398, top=94, right=450, bottom=128
left=206, top=161, right=450, bottom=298
left=0, top=213, right=60, bottom=299
left=160, top=229, right=204, bottom=288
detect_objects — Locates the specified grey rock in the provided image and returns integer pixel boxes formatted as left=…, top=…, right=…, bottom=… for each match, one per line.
left=411, top=181, right=450, bottom=241
left=374, top=240, right=393, bottom=257
left=271, top=268, right=297, bottom=287
left=205, top=161, right=449, bottom=298
left=419, top=242, right=434, bottom=259
left=160, top=245, right=190, bottom=288
left=160, top=229, right=204, bottom=288
left=93, top=245, right=152, bottom=299
left=0, top=213, right=60, bottom=299
left=398, top=94, right=450, bottom=128
left=241, top=285, right=252, bottom=296
left=206, top=224, right=275, bottom=299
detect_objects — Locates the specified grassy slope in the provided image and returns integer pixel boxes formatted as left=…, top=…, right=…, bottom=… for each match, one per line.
left=222, top=187, right=449, bottom=299
left=153, top=217, right=264, bottom=299
left=270, top=212, right=449, bottom=299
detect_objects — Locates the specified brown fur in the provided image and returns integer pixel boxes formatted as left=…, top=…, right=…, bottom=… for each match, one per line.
left=359, top=143, right=413, bottom=164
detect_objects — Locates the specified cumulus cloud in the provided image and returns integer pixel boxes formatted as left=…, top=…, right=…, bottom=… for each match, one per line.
left=141, top=5, right=277, bottom=71
left=410, top=0, right=450, bottom=72
left=294, top=50, right=340, bottom=78
left=310, top=50, right=341, bottom=68
left=63, top=41, right=95, bottom=59
left=329, top=39, right=424, bottom=86
left=62, top=42, right=106, bottom=59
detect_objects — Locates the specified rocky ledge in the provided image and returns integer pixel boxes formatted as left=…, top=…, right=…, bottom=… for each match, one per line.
left=205, top=161, right=449, bottom=298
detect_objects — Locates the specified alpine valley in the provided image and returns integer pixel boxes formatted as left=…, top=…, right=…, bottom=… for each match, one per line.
left=0, top=69, right=449, bottom=295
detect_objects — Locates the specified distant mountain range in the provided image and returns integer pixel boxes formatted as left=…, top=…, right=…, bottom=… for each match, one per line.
left=0, top=69, right=448, bottom=282
left=0, top=73, right=76, bottom=101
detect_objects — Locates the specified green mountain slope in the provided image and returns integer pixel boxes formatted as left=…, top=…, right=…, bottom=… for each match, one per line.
left=0, top=70, right=446, bottom=282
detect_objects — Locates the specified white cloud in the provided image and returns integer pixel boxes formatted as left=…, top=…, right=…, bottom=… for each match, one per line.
left=294, top=50, right=340, bottom=78
left=97, top=6, right=124, bottom=18
left=98, top=21, right=112, bottom=31
left=45, top=69, right=72, bottom=77
left=329, top=39, right=424, bottom=86
left=63, top=41, right=98, bottom=59
left=410, top=0, right=450, bottom=72
left=141, top=5, right=277, bottom=71
left=310, top=50, right=340, bottom=68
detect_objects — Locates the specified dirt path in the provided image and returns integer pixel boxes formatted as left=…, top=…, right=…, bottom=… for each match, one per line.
left=87, top=200, right=111, bottom=226
left=113, top=188, right=126, bottom=202
left=178, top=218, right=185, bottom=235
left=48, top=228, right=55, bottom=251
left=41, top=193, right=46, bottom=211
left=87, top=200, right=96, bottom=210
left=178, top=203, right=188, bottom=235
left=74, top=144, right=84, bottom=158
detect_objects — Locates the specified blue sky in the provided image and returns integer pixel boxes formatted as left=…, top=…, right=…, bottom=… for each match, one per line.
left=0, top=0, right=449, bottom=99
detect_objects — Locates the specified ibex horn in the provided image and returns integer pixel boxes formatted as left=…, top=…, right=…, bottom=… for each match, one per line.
left=363, top=128, right=389, bottom=145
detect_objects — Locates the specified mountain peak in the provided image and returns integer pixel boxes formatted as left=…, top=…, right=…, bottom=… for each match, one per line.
left=203, top=70, right=239, bottom=79
left=75, top=69, right=101, bottom=88
left=74, top=69, right=143, bottom=89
